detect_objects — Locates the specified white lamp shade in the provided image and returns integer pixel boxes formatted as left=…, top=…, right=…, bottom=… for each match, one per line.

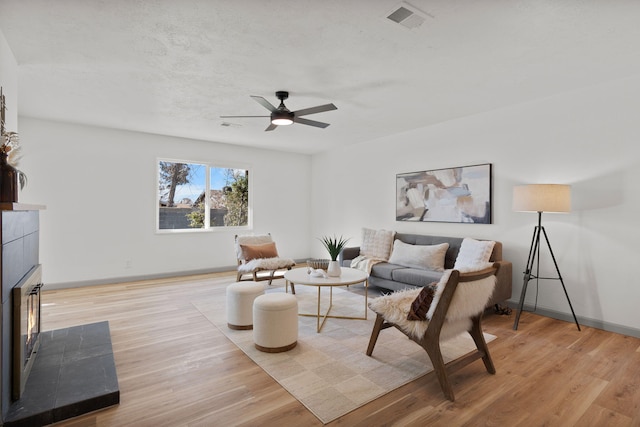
left=513, top=184, right=571, bottom=213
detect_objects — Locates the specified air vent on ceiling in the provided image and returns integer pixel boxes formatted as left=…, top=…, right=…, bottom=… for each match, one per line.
left=385, top=2, right=429, bottom=29
left=220, top=121, right=241, bottom=128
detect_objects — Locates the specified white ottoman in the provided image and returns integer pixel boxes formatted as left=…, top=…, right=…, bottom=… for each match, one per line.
left=253, top=293, right=298, bottom=353
left=226, top=282, right=265, bottom=330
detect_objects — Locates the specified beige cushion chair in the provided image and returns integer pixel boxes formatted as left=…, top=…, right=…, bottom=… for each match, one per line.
left=235, top=234, right=296, bottom=289
left=366, top=263, right=500, bottom=401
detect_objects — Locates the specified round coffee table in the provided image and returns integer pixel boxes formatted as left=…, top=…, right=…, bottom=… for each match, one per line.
left=284, top=267, right=368, bottom=332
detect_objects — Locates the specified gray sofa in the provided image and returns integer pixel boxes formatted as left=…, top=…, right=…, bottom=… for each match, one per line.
left=339, top=233, right=512, bottom=307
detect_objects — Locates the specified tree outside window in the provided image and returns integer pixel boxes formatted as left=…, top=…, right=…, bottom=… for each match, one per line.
left=158, top=160, right=250, bottom=231
left=222, top=169, right=248, bottom=227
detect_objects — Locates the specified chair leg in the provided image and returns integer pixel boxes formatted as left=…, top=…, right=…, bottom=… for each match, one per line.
left=366, top=314, right=385, bottom=356
left=423, top=338, right=455, bottom=401
left=469, top=316, right=496, bottom=374
left=268, top=270, right=275, bottom=286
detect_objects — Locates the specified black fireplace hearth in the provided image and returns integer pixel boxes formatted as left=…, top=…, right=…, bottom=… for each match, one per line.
left=4, top=321, right=120, bottom=427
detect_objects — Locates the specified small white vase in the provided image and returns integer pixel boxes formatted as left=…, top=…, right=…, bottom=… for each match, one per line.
left=326, top=260, right=341, bottom=277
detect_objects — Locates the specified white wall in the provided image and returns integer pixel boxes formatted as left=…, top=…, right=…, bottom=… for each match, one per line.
left=19, top=118, right=312, bottom=287
left=0, top=28, right=18, bottom=130
left=311, top=75, right=640, bottom=334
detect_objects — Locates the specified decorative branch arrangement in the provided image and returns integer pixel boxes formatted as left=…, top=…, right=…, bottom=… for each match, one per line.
left=0, top=86, right=27, bottom=190
left=0, top=87, right=6, bottom=134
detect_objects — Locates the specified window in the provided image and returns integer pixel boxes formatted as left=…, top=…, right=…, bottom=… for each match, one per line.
left=157, top=160, right=250, bottom=231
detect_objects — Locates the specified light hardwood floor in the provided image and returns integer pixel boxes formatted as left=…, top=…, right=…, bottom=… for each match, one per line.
left=42, top=271, right=640, bottom=427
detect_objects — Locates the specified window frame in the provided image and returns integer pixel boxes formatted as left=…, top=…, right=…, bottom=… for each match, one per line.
left=156, top=157, right=252, bottom=234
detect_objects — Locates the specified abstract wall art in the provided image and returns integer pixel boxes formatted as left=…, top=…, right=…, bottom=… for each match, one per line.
left=396, top=163, right=492, bottom=224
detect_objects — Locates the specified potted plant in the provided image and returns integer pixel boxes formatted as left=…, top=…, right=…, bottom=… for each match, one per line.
left=319, top=235, right=350, bottom=277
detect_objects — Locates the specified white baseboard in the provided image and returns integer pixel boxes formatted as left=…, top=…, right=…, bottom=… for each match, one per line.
left=44, top=259, right=310, bottom=291
left=507, top=301, right=640, bottom=339
left=44, top=266, right=235, bottom=290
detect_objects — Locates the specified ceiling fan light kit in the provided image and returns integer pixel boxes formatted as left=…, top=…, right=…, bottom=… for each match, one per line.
left=221, top=91, right=337, bottom=131
left=271, top=111, right=294, bottom=126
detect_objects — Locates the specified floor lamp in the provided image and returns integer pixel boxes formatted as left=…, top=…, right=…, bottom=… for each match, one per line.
left=512, top=184, right=580, bottom=331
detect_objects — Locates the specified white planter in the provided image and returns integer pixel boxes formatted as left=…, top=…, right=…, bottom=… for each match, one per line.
left=326, top=261, right=341, bottom=277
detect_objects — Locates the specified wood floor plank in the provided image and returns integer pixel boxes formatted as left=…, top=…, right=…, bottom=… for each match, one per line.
left=41, top=272, right=640, bottom=427
left=574, top=404, right=633, bottom=426
left=593, top=350, right=640, bottom=420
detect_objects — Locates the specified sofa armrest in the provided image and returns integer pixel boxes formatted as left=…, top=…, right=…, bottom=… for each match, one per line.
left=489, top=260, right=513, bottom=306
left=339, top=246, right=361, bottom=267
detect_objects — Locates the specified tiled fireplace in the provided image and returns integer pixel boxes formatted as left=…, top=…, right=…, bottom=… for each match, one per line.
left=1, top=203, right=120, bottom=426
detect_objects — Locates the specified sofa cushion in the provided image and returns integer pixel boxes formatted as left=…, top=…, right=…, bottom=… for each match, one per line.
left=453, top=238, right=495, bottom=270
left=370, top=262, right=404, bottom=281
left=388, top=240, right=449, bottom=272
left=391, top=267, right=444, bottom=287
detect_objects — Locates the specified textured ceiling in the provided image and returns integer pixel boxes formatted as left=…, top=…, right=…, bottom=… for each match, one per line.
left=1, top=0, right=639, bottom=154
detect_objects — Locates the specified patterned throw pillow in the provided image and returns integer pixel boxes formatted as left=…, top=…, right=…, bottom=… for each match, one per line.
left=407, top=282, right=438, bottom=320
left=360, top=228, right=395, bottom=260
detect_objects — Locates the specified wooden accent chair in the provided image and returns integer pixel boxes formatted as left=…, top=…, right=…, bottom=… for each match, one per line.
left=366, top=263, right=500, bottom=401
left=235, top=234, right=296, bottom=288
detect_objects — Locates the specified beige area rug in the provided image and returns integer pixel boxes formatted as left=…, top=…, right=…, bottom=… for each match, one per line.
left=195, top=281, right=496, bottom=425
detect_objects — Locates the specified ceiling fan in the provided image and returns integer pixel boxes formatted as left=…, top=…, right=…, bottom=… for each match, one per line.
left=220, top=91, right=337, bottom=131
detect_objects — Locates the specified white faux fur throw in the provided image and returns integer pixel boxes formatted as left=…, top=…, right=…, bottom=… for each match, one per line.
left=368, top=267, right=496, bottom=341
left=350, top=255, right=384, bottom=274
left=237, top=257, right=295, bottom=273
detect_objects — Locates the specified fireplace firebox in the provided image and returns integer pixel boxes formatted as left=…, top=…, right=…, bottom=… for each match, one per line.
left=12, top=265, right=43, bottom=401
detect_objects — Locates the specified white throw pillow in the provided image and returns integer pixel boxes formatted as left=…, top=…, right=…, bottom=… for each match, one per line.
left=453, top=238, right=495, bottom=270
left=388, top=240, right=449, bottom=272
left=360, top=228, right=395, bottom=260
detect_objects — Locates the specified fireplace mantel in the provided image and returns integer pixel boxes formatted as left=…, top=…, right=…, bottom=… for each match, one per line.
left=0, top=202, right=46, bottom=211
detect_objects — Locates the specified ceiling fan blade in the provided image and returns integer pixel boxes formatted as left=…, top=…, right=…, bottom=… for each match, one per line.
left=265, top=123, right=278, bottom=131
left=293, top=103, right=337, bottom=117
left=293, top=117, right=330, bottom=129
left=251, top=95, right=277, bottom=112
left=220, top=115, right=269, bottom=118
